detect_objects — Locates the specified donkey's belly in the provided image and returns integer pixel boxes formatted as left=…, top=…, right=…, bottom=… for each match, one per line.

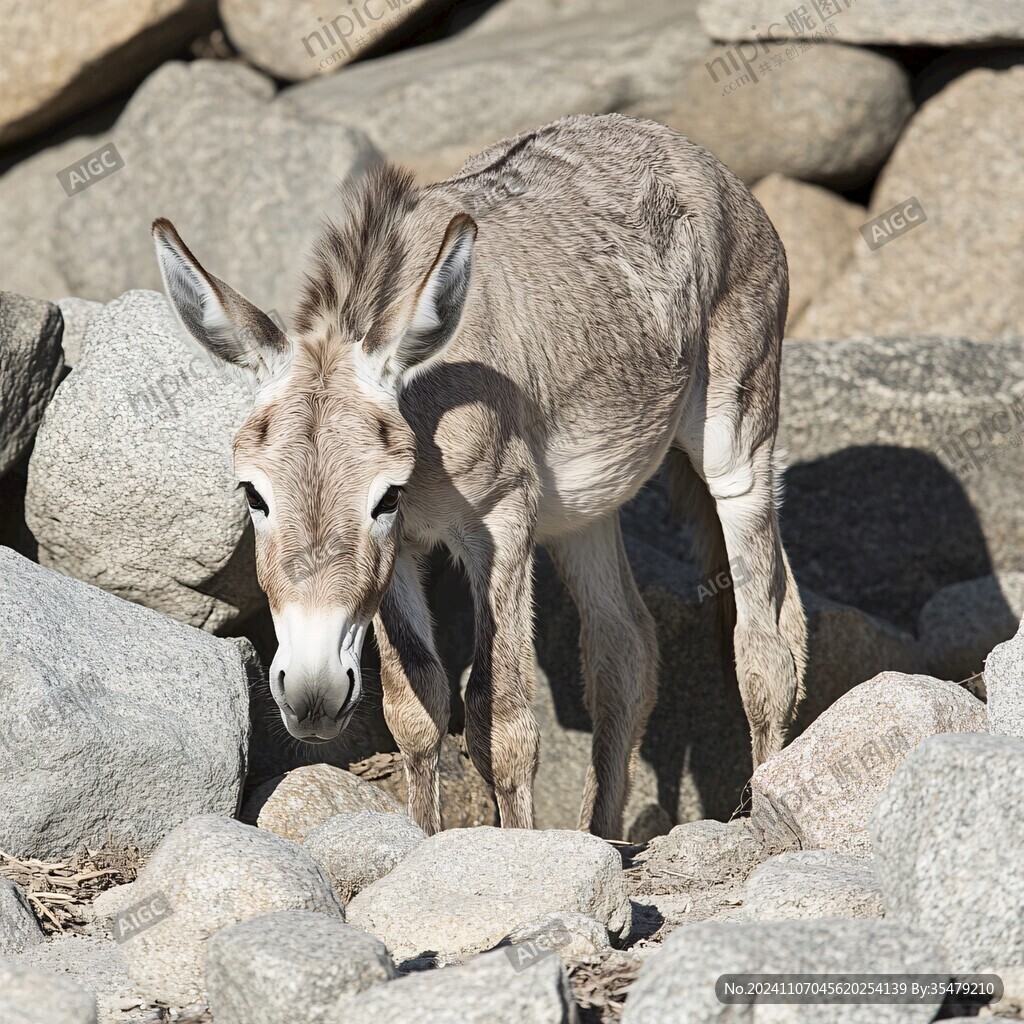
left=535, top=424, right=674, bottom=540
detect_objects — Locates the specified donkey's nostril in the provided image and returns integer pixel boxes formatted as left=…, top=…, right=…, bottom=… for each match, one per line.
left=346, top=668, right=355, bottom=688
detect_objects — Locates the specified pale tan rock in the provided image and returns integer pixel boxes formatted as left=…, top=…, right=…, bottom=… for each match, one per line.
left=751, top=174, right=863, bottom=327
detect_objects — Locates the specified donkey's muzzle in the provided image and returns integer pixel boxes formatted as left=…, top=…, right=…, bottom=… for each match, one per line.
left=268, top=607, right=366, bottom=743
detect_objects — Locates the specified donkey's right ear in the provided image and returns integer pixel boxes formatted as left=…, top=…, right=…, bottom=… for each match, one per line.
left=152, top=218, right=291, bottom=388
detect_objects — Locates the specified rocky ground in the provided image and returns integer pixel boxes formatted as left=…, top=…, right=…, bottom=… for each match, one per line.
left=2, top=0, right=1024, bottom=1020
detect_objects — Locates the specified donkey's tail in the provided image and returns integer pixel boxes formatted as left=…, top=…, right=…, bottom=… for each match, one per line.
left=666, top=449, right=737, bottom=659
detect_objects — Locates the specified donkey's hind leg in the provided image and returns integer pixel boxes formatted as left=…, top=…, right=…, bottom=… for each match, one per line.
left=547, top=513, right=659, bottom=840
left=677, top=408, right=807, bottom=768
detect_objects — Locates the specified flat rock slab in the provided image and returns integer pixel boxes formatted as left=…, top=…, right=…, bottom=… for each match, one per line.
left=347, top=827, right=631, bottom=964
left=872, top=732, right=1024, bottom=972
left=206, top=910, right=395, bottom=1024
left=698, top=0, right=1024, bottom=46
left=623, top=919, right=943, bottom=1024
left=751, top=672, right=987, bottom=857
left=92, top=815, right=342, bottom=1006
left=0, top=549, right=252, bottom=860
left=744, top=850, right=884, bottom=920
left=329, top=948, right=579, bottom=1023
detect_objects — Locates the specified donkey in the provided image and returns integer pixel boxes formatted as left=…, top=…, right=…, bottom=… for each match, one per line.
left=152, top=113, right=807, bottom=839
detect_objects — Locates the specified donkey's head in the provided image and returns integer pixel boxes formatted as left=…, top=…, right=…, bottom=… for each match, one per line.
left=151, top=173, right=476, bottom=743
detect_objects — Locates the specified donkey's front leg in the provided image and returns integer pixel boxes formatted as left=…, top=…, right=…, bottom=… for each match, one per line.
left=463, top=521, right=540, bottom=829
left=374, top=551, right=450, bottom=835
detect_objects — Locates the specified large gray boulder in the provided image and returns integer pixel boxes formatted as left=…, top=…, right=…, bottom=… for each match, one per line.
left=778, top=334, right=1024, bottom=631
left=699, top=0, right=1024, bottom=46
left=54, top=297, right=103, bottom=369
left=751, top=672, right=987, bottom=857
left=0, top=0, right=215, bottom=144
left=220, top=0, right=436, bottom=80
left=329, top=948, right=578, bottom=1023
left=983, top=621, right=1024, bottom=738
left=346, top=827, right=631, bottom=964
left=743, top=850, right=884, bottom=921
left=872, top=732, right=1024, bottom=972
left=25, top=289, right=261, bottom=631
left=206, top=911, right=395, bottom=1024
left=0, top=958, right=97, bottom=1024
left=797, top=67, right=1024, bottom=341
left=0, top=879, right=43, bottom=955
left=0, top=549, right=252, bottom=860
left=623, top=919, right=942, bottom=1023
left=654, top=42, right=912, bottom=187
left=55, top=60, right=380, bottom=313
left=92, top=815, right=343, bottom=1006
left=278, top=6, right=710, bottom=181
left=0, top=292, right=64, bottom=476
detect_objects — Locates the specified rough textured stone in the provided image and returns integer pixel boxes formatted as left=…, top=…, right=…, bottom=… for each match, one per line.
left=751, top=673, right=987, bottom=857
left=279, top=6, right=709, bottom=178
left=919, top=573, right=1024, bottom=682
left=797, top=68, right=1024, bottom=340
left=623, top=919, right=942, bottom=1023
left=0, top=549, right=251, bottom=860
left=0, top=0, right=216, bottom=144
left=985, top=620, right=1024, bottom=738
left=205, top=910, right=394, bottom=1024
left=92, top=815, right=342, bottom=1006
left=635, top=820, right=767, bottom=890
left=54, top=296, right=103, bottom=368
left=306, top=811, right=427, bottom=902
left=499, top=912, right=610, bottom=966
left=698, top=0, right=1024, bottom=47
left=12, top=934, right=137, bottom=1024
left=872, top=732, right=1024, bottom=972
left=245, top=764, right=404, bottom=844
left=750, top=175, right=863, bottom=328
left=0, top=291, right=64, bottom=476
left=329, top=948, right=578, bottom=1023
left=778, top=334, right=1024, bottom=631
left=221, top=0, right=435, bottom=80
left=347, top=827, right=631, bottom=964
left=0, top=958, right=97, bottom=1024
left=0, top=879, right=43, bottom=955
left=55, top=60, right=380, bottom=314
left=654, top=43, right=912, bottom=187
left=744, top=850, right=884, bottom=920
left=25, top=289, right=261, bottom=630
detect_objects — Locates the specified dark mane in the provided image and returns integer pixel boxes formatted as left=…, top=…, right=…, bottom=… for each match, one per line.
left=295, top=163, right=419, bottom=338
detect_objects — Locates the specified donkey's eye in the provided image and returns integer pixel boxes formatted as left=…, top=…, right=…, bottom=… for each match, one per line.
left=372, top=485, right=402, bottom=519
left=241, top=481, right=269, bottom=517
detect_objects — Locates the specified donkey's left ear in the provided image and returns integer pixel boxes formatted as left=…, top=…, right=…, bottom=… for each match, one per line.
left=362, top=213, right=476, bottom=389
